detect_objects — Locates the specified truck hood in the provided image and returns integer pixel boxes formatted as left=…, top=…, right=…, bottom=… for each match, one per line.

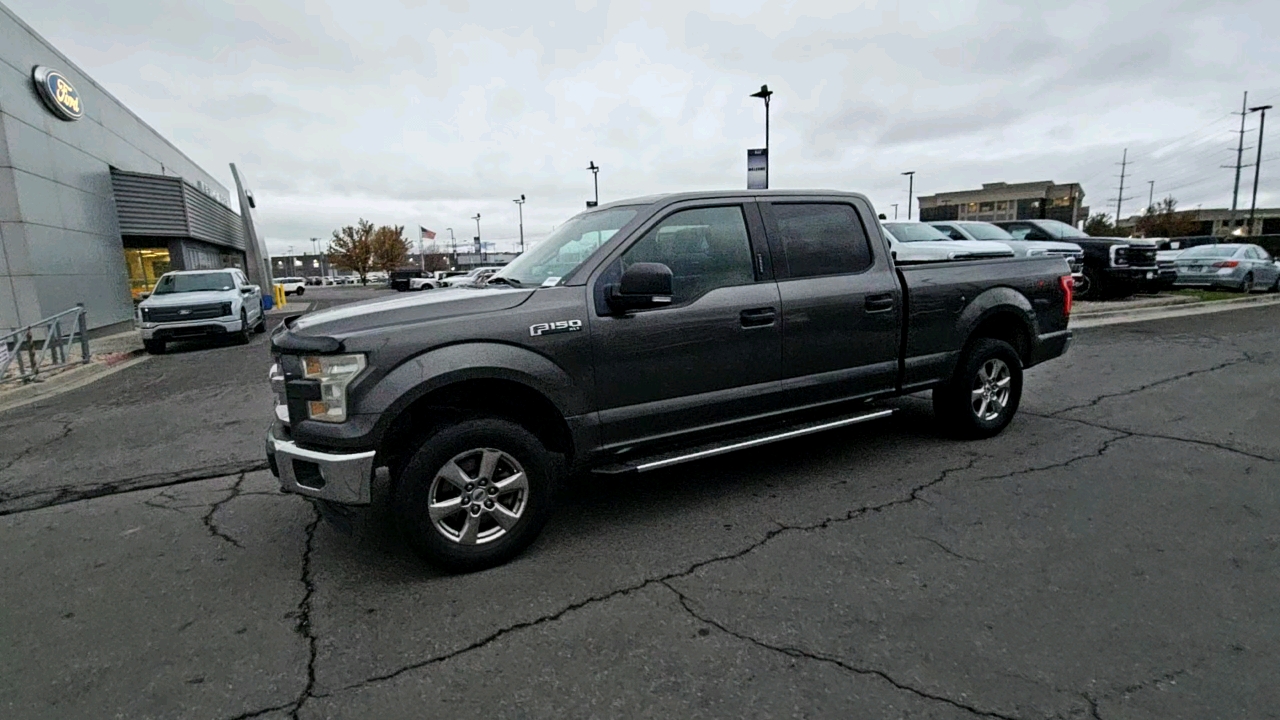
left=892, top=239, right=1015, bottom=262
left=1012, top=240, right=1082, bottom=253
left=287, top=285, right=535, bottom=338
left=140, top=290, right=236, bottom=307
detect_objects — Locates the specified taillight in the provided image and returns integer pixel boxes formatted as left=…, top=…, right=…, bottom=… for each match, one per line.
left=1212, top=260, right=1239, bottom=268
left=1059, top=275, right=1073, bottom=317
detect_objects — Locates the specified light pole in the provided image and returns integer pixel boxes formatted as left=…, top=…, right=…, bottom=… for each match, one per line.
left=446, top=228, right=455, bottom=255
left=1248, top=104, right=1272, bottom=235
left=901, top=171, right=916, bottom=220
left=586, top=161, right=599, bottom=206
left=472, top=214, right=481, bottom=254
left=311, top=237, right=325, bottom=276
left=890, top=203, right=899, bottom=220
left=513, top=194, right=526, bottom=253
left=750, top=84, right=773, bottom=189
left=1146, top=181, right=1155, bottom=212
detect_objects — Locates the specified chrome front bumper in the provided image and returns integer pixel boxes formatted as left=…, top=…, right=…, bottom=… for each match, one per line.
left=266, top=431, right=376, bottom=505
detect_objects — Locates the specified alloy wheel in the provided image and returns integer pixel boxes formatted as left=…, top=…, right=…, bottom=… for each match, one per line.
left=427, top=448, right=528, bottom=545
left=970, top=358, right=1012, bottom=422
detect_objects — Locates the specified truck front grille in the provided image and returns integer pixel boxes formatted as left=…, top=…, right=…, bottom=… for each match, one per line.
left=146, top=303, right=228, bottom=322
left=1129, top=247, right=1158, bottom=268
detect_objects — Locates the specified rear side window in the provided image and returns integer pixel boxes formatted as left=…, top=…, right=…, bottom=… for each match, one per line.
left=770, top=203, right=872, bottom=278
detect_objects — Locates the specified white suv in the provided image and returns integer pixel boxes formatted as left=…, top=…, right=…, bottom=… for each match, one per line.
left=137, top=269, right=265, bottom=354
left=276, top=277, right=307, bottom=296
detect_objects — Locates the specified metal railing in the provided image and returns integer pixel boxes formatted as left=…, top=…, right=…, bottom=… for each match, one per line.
left=1, top=304, right=91, bottom=385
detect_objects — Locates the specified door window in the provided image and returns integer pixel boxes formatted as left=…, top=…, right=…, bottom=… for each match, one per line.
left=770, top=203, right=873, bottom=277
left=934, top=224, right=965, bottom=241
left=1005, top=224, right=1032, bottom=240
left=619, top=206, right=755, bottom=305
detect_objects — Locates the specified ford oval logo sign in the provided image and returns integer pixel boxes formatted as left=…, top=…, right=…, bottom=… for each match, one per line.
left=32, top=66, right=83, bottom=121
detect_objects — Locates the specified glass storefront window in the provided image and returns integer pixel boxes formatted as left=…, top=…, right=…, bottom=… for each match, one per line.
left=125, top=248, right=171, bottom=299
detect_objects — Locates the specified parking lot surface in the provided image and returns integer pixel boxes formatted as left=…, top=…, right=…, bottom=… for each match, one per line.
left=1, top=294, right=1277, bottom=719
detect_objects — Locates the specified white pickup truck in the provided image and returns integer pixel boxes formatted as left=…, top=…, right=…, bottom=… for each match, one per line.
left=137, top=269, right=266, bottom=354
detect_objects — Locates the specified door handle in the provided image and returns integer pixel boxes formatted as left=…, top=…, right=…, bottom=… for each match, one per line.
left=740, top=307, right=776, bottom=327
left=865, top=294, right=895, bottom=313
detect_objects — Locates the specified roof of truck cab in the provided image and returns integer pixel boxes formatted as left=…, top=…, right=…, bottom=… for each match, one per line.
left=590, top=189, right=871, bottom=212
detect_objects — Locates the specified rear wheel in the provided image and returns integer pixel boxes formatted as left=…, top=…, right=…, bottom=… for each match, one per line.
left=933, top=338, right=1023, bottom=439
left=1239, top=273, right=1255, bottom=293
left=295, top=286, right=305, bottom=297
left=143, top=338, right=165, bottom=355
left=394, top=418, right=559, bottom=572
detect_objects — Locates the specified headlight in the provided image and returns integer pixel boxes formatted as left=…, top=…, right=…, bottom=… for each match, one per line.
left=221, top=302, right=233, bottom=316
left=301, top=354, right=366, bottom=423
left=140, top=306, right=151, bottom=321
left=1111, top=245, right=1130, bottom=267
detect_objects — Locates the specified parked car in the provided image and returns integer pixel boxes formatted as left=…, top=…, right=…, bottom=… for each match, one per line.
left=1171, top=244, right=1280, bottom=292
left=930, top=221, right=1083, bottom=279
left=267, top=190, right=1073, bottom=571
left=137, top=269, right=265, bottom=354
left=993, top=219, right=1160, bottom=299
left=276, top=277, right=307, bottom=296
left=442, top=266, right=504, bottom=287
left=879, top=221, right=1015, bottom=262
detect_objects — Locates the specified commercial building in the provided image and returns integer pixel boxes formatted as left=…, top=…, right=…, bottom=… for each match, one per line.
left=1, top=2, right=264, bottom=333
left=917, top=181, right=1088, bottom=226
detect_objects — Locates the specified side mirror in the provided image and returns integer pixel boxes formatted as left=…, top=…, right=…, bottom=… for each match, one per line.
left=241, top=286, right=256, bottom=295
left=140, top=292, right=151, bottom=299
left=607, top=262, right=674, bottom=313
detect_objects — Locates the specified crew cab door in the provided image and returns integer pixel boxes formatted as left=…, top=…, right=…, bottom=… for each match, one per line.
left=758, top=198, right=901, bottom=406
left=589, top=202, right=784, bottom=448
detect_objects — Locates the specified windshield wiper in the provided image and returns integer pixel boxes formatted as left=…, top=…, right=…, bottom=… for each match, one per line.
left=485, top=276, right=523, bottom=287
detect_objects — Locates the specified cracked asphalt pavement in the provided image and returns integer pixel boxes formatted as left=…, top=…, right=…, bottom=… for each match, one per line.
left=1, top=297, right=1277, bottom=719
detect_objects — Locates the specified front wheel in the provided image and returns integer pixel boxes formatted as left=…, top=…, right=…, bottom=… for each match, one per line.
left=143, top=338, right=165, bottom=354
left=234, top=310, right=251, bottom=345
left=933, top=338, right=1024, bottom=439
left=295, top=286, right=305, bottom=297
left=394, top=418, right=559, bottom=572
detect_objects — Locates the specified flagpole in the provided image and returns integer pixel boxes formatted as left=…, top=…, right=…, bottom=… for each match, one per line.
left=419, top=227, right=426, bottom=272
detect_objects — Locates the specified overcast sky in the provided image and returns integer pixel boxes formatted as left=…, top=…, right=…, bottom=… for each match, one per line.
left=11, top=0, right=1280, bottom=255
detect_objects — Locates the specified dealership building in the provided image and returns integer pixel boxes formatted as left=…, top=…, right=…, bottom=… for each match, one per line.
left=1, top=2, right=268, bottom=334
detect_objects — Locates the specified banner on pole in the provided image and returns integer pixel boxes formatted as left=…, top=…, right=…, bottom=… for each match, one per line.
left=747, top=148, right=768, bottom=190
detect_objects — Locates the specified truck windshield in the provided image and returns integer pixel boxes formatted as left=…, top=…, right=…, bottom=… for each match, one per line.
left=883, top=222, right=950, bottom=242
left=1037, top=220, right=1088, bottom=239
left=493, top=207, right=641, bottom=287
left=152, top=272, right=235, bottom=294
left=958, top=223, right=1015, bottom=241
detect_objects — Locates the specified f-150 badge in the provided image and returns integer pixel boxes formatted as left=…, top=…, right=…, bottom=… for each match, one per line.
left=530, top=320, right=582, bottom=337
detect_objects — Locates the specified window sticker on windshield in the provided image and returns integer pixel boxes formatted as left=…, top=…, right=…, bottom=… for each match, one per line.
left=541, top=276, right=561, bottom=287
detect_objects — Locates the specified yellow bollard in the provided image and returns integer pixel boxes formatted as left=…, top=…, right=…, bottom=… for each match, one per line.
left=274, top=283, right=286, bottom=309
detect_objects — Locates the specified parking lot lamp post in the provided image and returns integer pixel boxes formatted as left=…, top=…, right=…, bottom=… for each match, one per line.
left=472, top=214, right=481, bottom=254
left=587, top=162, right=600, bottom=206
left=902, top=171, right=916, bottom=219
left=891, top=203, right=899, bottom=220
left=446, top=228, right=455, bottom=256
left=1248, top=105, right=1272, bottom=234
left=750, top=84, right=773, bottom=188
left=514, top=195, right=526, bottom=253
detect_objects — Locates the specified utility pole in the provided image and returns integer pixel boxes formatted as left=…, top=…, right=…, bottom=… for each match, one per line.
left=472, top=214, right=481, bottom=254
left=1228, top=91, right=1249, bottom=231
left=1248, top=104, right=1272, bottom=235
left=902, top=171, right=915, bottom=219
left=1111, top=148, right=1133, bottom=226
left=513, top=194, right=526, bottom=253
left=1147, top=181, right=1155, bottom=211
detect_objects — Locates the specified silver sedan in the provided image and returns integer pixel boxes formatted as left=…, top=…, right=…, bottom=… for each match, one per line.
left=1172, top=243, right=1280, bottom=293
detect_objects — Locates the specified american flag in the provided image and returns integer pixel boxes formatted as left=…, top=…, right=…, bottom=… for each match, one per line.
left=420, top=226, right=436, bottom=240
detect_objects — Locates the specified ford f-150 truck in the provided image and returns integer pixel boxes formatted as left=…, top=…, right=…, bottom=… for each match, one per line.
left=267, top=191, right=1074, bottom=572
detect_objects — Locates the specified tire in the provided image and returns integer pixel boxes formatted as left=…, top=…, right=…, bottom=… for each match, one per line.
left=295, top=286, right=305, bottom=297
left=254, top=313, right=267, bottom=333
left=234, top=310, right=251, bottom=345
left=1239, top=273, right=1254, bottom=294
left=1269, top=275, right=1280, bottom=293
left=932, top=338, right=1024, bottom=440
left=1077, top=266, right=1104, bottom=300
left=143, top=338, right=165, bottom=355
left=394, top=418, right=560, bottom=572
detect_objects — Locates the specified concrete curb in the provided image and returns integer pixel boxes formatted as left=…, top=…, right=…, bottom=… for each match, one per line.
left=1071, top=294, right=1280, bottom=329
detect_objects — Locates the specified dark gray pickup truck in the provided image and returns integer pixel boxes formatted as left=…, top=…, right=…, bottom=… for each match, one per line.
left=267, top=190, right=1074, bottom=571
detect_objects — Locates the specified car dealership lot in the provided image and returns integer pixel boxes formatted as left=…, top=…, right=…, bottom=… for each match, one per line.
left=1, top=299, right=1277, bottom=719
